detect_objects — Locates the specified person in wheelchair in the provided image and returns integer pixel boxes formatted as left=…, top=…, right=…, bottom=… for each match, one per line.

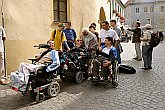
left=93, top=36, right=117, bottom=80
left=19, top=41, right=60, bottom=75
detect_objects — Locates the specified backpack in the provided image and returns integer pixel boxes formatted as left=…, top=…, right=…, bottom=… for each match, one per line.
left=149, top=32, right=160, bottom=47
left=53, top=29, right=63, bottom=41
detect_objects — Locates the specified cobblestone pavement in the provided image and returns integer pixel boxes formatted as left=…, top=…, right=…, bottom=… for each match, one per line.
left=1, top=41, right=165, bottom=110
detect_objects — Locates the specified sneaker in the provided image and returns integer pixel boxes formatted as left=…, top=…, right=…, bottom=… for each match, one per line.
left=133, top=57, right=138, bottom=60
left=148, top=67, right=152, bottom=69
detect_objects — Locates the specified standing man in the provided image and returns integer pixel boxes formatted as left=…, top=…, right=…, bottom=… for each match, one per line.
left=0, top=26, right=6, bottom=85
left=63, top=22, right=77, bottom=49
left=110, top=19, right=123, bottom=64
left=140, top=24, right=153, bottom=70
left=50, top=22, right=70, bottom=51
left=128, top=21, right=142, bottom=61
left=98, top=20, right=120, bottom=63
left=81, top=28, right=97, bottom=57
left=81, top=28, right=97, bottom=77
left=98, top=20, right=119, bottom=48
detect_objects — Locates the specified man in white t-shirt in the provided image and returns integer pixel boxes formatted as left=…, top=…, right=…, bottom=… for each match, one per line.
left=98, top=20, right=119, bottom=49
left=0, top=26, right=6, bottom=85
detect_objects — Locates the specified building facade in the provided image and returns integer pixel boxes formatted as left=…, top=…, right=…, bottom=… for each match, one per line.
left=0, top=0, right=124, bottom=73
left=125, top=0, right=165, bottom=31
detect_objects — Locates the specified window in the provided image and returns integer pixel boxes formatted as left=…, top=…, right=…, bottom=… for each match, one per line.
left=160, top=18, right=164, bottom=24
left=150, top=7, right=153, bottom=12
left=53, top=0, right=67, bottom=22
left=160, top=6, right=164, bottom=12
left=144, top=7, right=148, bottom=12
left=147, top=18, right=151, bottom=24
left=136, top=8, right=139, bottom=13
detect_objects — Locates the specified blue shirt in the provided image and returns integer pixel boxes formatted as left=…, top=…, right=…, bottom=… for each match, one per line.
left=63, top=29, right=77, bottom=41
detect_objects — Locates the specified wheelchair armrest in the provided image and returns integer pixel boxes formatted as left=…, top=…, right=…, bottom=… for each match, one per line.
left=28, top=58, right=38, bottom=64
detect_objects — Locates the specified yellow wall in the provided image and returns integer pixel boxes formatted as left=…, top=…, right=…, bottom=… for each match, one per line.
left=0, top=0, right=52, bottom=73
left=0, top=0, right=111, bottom=74
left=70, top=0, right=110, bottom=35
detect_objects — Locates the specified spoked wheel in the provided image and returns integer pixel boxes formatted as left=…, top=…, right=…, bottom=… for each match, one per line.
left=47, top=82, right=60, bottom=97
left=75, top=71, right=84, bottom=84
left=36, top=93, right=45, bottom=103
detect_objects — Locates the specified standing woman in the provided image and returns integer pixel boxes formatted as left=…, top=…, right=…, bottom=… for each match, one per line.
left=140, top=24, right=153, bottom=70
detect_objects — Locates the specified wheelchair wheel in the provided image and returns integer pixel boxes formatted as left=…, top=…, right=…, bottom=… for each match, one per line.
left=47, top=82, right=60, bottom=97
left=36, top=93, right=45, bottom=103
left=75, top=71, right=84, bottom=84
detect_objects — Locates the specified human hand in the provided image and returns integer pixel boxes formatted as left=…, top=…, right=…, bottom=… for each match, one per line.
left=103, top=60, right=111, bottom=67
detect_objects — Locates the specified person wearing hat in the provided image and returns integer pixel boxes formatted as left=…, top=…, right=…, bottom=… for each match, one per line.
left=50, top=22, right=70, bottom=51
left=128, top=21, right=142, bottom=61
left=140, top=24, right=153, bottom=70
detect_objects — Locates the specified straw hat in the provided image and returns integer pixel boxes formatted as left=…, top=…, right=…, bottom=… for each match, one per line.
left=50, top=21, right=65, bottom=29
left=144, top=24, right=152, bottom=29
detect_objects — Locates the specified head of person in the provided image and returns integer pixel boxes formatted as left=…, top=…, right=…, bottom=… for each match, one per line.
left=144, top=24, right=152, bottom=30
left=105, top=36, right=114, bottom=47
left=135, top=21, right=140, bottom=28
left=90, top=22, right=96, bottom=28
left=47, top=40, right=54, bottom=49
left=89, top=25, right=96, bottom=33
left=58, top=22, right=65, bottom=31
left=82, top=28, right=89, bottom=36
left=76, top=38, right=83, bottom=48
left=64, top=21, right=71, bottom=29
left=101, top=20, right=110, bottom=30
left=110, top=19, right=117, bottom=27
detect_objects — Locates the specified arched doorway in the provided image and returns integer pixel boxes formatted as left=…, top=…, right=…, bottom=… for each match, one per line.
left=99, top=7, right=106, bottom=29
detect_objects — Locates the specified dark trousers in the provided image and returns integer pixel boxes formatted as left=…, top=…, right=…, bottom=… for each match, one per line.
left=93, top=56, right=109, bottom=78
left=142, top=45, right=153, bottom=68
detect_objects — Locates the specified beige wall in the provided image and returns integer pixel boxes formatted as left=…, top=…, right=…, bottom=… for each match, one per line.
left=0, top=0, right=111, bottom=74
left=0, top=0, right=52, bottom=73
left=70, top=0, right=110, bottom=35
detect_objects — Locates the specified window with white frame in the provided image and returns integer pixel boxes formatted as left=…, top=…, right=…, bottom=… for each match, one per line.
left=160, top=6, right=164, bottom=12
left=53, top=0, right=67, bottom=22
left=136, top=7, right=139, bottom=13
left=144, top=7, right=148, bottom=12
left=147, top=18, right=151, bottom=24
left=160, top=18, right=164, bottom=24
left=150, top=7, right=153, bottom=12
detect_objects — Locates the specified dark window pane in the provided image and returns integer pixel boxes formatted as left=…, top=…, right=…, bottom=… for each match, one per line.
left=53, top=0, right=58, bottom=11
left=60, top=12, right=67, bottom=22
left=54, top=11, right=59, bottom=21
left=59, top=1, right=67, bottom=12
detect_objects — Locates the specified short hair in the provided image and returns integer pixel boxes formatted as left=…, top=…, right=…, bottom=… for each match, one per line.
left=90, top=22, right=96, bottom=27
left=64, top=21, right=71, bottom=26
left=110, top=19, right=116, bottom=24
left=89, top=25, right=96, bottom=30
left=82, top=28, right=89, bottom=33
left=136, top=21, right=140, bottom=27
left=102, top=20, right=109, bottom=25
left=105, top=36, right=113, bottom=43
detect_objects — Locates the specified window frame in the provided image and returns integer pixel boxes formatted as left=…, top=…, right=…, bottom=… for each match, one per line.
left=53, top=0, right=67, bottom=22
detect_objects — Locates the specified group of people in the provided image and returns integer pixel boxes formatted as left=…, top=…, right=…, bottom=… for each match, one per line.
left=1, top=19, right=163, bottom=84
left=49, top=20, right=123, bottom=80
left=128, top=21, right=164, bottom=70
